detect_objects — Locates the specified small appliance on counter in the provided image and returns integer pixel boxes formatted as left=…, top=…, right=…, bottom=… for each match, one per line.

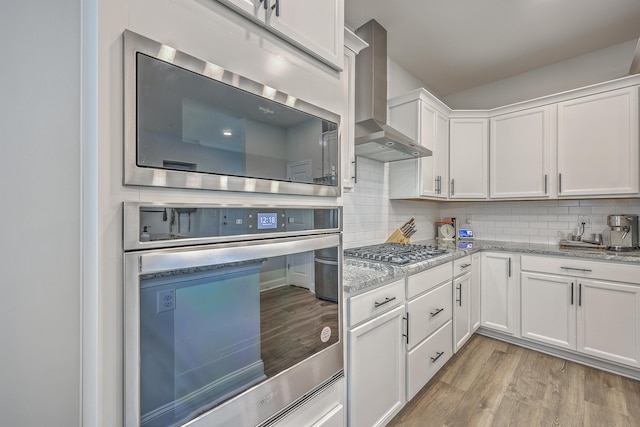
left=603, top=214, right=639, bottom=251
left=435, top=221, right=455, bottom=241
left=457, top=228, right=474, bottom=249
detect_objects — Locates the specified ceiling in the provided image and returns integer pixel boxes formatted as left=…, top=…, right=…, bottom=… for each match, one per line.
left=344, top=0, right=640, bottom=100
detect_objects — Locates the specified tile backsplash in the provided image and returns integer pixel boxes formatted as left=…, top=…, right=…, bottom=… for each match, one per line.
left=342, top=157, right=440, bottom=248
left=343, top=157, right=640, bottom=247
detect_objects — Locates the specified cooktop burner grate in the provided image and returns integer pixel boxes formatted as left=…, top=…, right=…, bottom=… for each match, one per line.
left=344, top=243, right=448, bottom=265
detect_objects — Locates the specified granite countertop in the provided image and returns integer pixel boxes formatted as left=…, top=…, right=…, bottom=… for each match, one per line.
left=343, top=239, right=640, bottom=295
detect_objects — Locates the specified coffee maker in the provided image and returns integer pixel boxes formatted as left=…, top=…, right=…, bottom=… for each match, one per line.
left=603, top=214, right=639, bottom=251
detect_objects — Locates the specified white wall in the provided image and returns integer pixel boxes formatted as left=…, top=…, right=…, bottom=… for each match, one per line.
left=0, top=1, right=83, bottom=426
left=343, top=157, right=440, bottom=247
left=444, top=39, right=639, bottom=110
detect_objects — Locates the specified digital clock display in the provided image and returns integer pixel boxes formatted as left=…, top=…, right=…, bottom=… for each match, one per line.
left=257, top=213, right=278, bottom=230
left=458, top=229, right=474, bottom=238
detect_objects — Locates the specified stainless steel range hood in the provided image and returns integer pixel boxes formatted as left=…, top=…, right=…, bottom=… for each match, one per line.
left=354, top=19, right=432, bottom=162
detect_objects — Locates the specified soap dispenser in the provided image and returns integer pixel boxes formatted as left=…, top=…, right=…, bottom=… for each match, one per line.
left=140, top=226, right=151, bottom=242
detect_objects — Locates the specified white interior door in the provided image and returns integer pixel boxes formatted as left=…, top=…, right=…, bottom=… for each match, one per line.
left=287, top=159, right=312, bottom=183
left=286, top=252, right=314, bottom=291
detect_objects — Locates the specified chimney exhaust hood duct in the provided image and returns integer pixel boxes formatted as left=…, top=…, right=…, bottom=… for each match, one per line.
left=354, top=19, right=432, bottom=162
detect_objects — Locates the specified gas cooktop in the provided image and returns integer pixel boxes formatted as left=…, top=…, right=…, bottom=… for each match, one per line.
left=344, top=243, right=449, bottom=265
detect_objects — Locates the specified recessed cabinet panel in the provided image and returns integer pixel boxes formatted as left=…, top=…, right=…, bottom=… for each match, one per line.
left=449, top=118, right=488, bottom=199
left=480, top=252, right=516, bottom=335
left=406, top=280, right=453, bottom=348
left=520, top=272, right=576, bottom=350
left=490, top=106, right=551, bottom=198
left=453, top=272, right=472, bottom=351
left=348, top=305, right=405, bottom=427
left=266, top=0, right=344, bottom=69
left=406, top=321, right=452, bottom=401
left=557, top=87, right=639, bottom=197
left=578, top=279, right=640, bottom=367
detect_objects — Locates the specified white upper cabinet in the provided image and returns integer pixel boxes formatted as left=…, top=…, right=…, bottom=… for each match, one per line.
left=217, top=0, right=344, bottom=69
left=449, top=117, right=488, bottom=199
left=490, top=106, right=551, bottom=199
left=388, top=89, right=450, bottom=199
left=217, top=0, right=267, bottom=20
left=557, top=86, right=639, bottom=197
left=341, top=29, right=367, bottom=191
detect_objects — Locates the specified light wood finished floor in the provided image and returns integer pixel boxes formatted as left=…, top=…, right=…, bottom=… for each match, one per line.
left=389, top=334, right=640, bottom=427
left=260, top=285, right=338, bottom=378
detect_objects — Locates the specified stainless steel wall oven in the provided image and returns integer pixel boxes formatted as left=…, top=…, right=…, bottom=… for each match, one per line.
left=124, top=203, right=343, bottom=426
left=123, top=30, right=341, bottom=197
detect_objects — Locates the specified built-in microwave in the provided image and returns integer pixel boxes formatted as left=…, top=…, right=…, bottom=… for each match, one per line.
left=123, top=30, right=341, bottom=197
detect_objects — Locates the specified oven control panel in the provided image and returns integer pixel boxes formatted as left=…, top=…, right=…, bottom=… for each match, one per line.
left=124, top=203, right=341, bottom=250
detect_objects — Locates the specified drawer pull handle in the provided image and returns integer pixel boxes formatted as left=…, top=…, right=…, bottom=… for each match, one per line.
left=560, top=267, right=592, bottom=273
left=460, top=263, right=471, bottom=269
left=431, top=351, right=444, bottom=363
left=430, top=308, right=444, bottom=317
left=374, top=296, right=396, bottom=308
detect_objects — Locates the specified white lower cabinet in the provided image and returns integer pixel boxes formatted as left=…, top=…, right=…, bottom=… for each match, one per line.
left=406, top=321, right=452, bottom=400
left=453, top=256, right=475, bottom=352
left=480, top=252, right=518, bottom=335
left=453, top=272, right=472, bottom=352
left=404, top=262, right=453, bottom=401
left=520, top=255, right=640, bottom=368
left=471, top=252, right=481, bottom=331
left=347, top=281, right=405, bottom=427
left=347, top=263, right=458, bottom=425
left=578, top=279, right=640, bottom=367
left=521, top=272, right=576, bottom=350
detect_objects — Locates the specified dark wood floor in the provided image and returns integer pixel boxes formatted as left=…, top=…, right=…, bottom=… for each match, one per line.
left=260, top=285, right=338, bottom=378
left=389, top=334, right=640, bottom=427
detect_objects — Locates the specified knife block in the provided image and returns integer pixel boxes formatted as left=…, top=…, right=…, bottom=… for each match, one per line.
left=385, top=229, right=410, bottom=244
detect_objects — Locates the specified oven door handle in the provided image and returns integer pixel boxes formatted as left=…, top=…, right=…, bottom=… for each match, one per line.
left=132, top=234, right=341, bottom=274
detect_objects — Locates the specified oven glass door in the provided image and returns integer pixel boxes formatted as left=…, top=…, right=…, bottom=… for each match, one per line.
left=125, top=234, right=341, bottom=427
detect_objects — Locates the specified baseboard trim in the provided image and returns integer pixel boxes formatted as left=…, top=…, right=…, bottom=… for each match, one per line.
left=476, top=328, right=640, bottom=381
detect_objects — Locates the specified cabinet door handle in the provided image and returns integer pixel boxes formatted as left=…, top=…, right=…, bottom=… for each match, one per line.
left=351, top=157, right=358, bottom=184
left=570, top=282, right=574, bottom=305
left=403, top=312, right=409, bottom=344
left=451, top=179, right=455, bottom=196
left=560, top=266, right=592, bottom=273
left=578, top=283, right=582, bottom=306
left=430, top=307, right=445, bottom=317
left=374, top=296, right=396, bottom=308
left=544, top=174, right=548, bottom=194
left=558, top=173, right=562, bottom=194
left=271, top=0, right=279, bottom=16
left=259, top=0, right=268, bottom=9
left=431, top=351, right=445, bottom=363
left=508, top=258, right=512, bottom=277
left=456, top=283, right=463, bottom=306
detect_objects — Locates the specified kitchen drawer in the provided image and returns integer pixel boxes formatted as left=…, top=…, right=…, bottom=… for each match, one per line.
left=407, top=262, right=452, bottom=299
left=453, top=255, right=473, bottom=278
left=521, top=255, right=640, bottom=283
left=348, top=279, right=405, bottom=327
left=406, top=280, right=452, bottom=349
left=406, top=320, right=453, bottom=401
